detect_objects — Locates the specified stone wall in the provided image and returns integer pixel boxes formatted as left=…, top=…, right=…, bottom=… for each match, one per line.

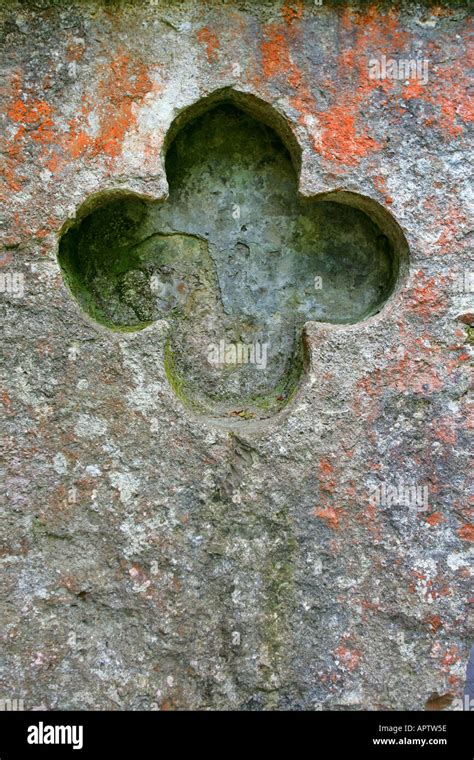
left=0, top=0, right=472, bottom=710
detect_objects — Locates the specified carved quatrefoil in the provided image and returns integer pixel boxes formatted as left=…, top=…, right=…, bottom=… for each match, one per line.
left=58, top=89, right=409, bottom=421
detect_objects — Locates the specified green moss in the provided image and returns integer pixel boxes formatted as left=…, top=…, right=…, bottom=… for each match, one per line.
left=58, top=102, right=406, bottom=424
left=163, top=338, right=186, bottom=403
left=163, top=338, right=210, bottom=415
left=58, top=195, right=153, bottom=330
left=230, top=410, right=255, bottom=420
left=246, top=335, right=306, bottom=414
left=260, top=532, right=298, bottom=697
left=32, top=515, right=46, bottom=540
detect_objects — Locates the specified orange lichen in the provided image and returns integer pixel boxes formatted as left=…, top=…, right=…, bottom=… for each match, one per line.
left=261, top=24, right=292, bottom=80
left=372, top=174, right=394, bottom=204
left=314, top=506, right=340, bottom=530
left=60, top=49, right=155, bottom=165
left=319, top=457, right=334, bottom=477
left=425, top=615, right=442, bottom=632
left=406, top=271, right=447, bottom=321
left=281, top=0, right=303, bottom=27
left=66, top=37, right=85, bottom=63
left=3, top=49, right=154, bottom=195
left=197, top=27, right=220, bottom=63
left=94, top=53, right=153, bottom=158
left=425, top=512, right=444, bottom=526
left=334, top=645, right=361, bottom=671
left=1, top=391, right=12, bottom=410
left=402, top=44, right=474, bottom=138
left=307, top=8, right=407, bottom=165
left=259, top=7, right=410, bottom=166
left=2, top=73, right=55, bottom=192
left=432, top=419, right=457, bottom=445
left=355, top=322, right=451, bottom=402
left=458, top=524, right=474, bottom=542
left=316, top=105, right=380, bottom=166
left=441, top=647, right=461, bottom=667
left=0, top=252, right=13, bottom=267
left=263, top=6, right=471, bottom=166
left=7, top=97, right=55, bottom=143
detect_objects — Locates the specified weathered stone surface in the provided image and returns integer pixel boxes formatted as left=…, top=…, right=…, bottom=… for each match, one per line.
left=0, top=0, right=472, bottom=710
left=58, top=104, right=404, bottom=418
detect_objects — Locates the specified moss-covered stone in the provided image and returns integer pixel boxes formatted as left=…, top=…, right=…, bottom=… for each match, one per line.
left=58, top=103, right=402, bottom=420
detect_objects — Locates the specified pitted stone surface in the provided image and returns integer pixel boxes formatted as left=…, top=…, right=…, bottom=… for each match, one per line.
left=0, top=0, right=472, bottom=710
left=59, top=103, right=402, bottom=419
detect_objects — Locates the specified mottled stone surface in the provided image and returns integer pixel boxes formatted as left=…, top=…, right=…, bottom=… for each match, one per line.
left=0, top=0, right=472, bottom=710
left=58, top=104, right=403, bottom=418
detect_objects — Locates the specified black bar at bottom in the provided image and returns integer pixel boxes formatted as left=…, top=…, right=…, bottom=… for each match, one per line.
left=0, top=710, right=471, bottom=758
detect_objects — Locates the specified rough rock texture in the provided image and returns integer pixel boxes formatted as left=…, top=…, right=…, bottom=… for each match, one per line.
left=0, top=0, right=472, bottom=710
left=58, top=104, right=403, bottom=418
